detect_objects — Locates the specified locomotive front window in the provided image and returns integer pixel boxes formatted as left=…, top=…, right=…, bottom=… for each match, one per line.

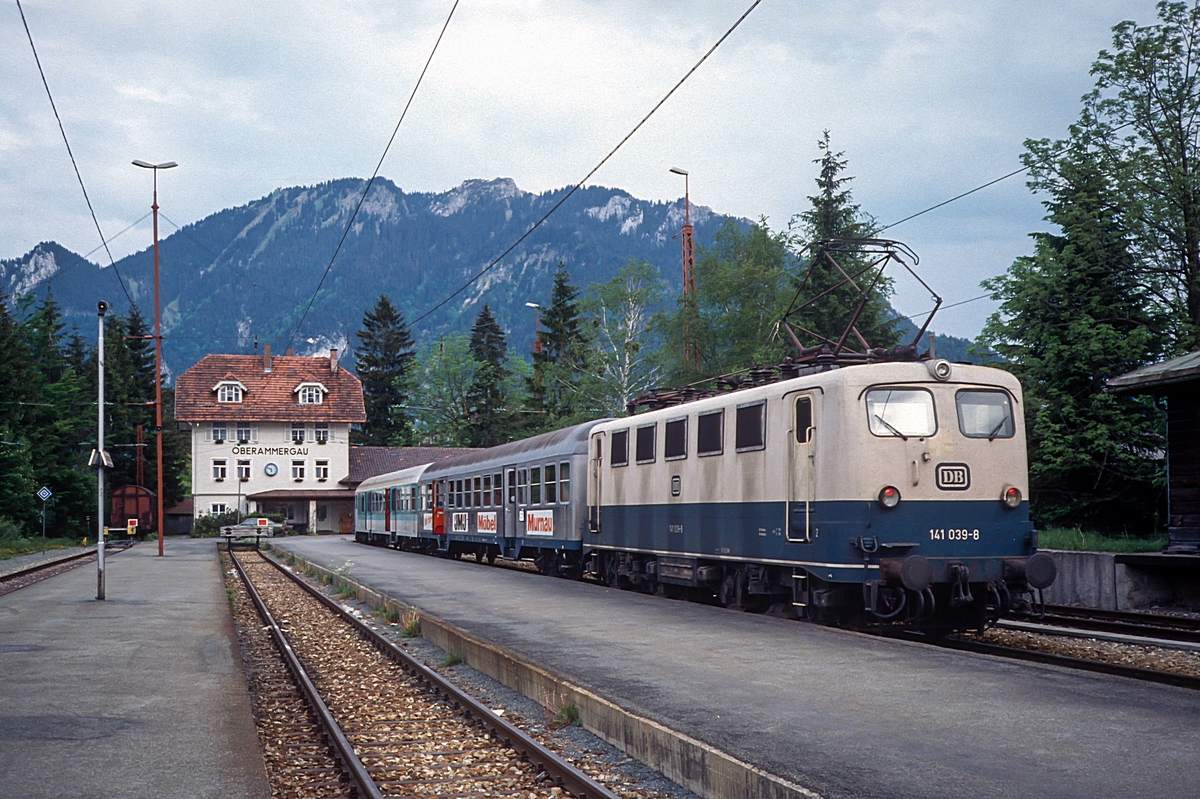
left=664, top=418, right=687, bottom=460
left=611, top=429, right=629, bottom=466
left=956, top=390, right=1015, bottom=439
left=636, top=423, right=657, bottom=464
left=697, top=410, right=723, bottom=456
left=865, top=389, right=936, bottom=438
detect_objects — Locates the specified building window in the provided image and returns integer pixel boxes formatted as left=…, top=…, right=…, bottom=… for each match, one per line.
left=217, top=384, right=242, bottom=403
left=211, top=421, right=227, bottom=442
left=315, top=460, right=329, bottom=480
left=317, top=504, right=327, bottom=522
left=236, top=460, right=250, bottom=481
left=212, top=459, right=227, bottom=480
left=292, top=460, right=305, bottom=480
left=236, top=422, right=252, bottom=443
left=559, top=462, right=570, bottom=503
left=314, top=422, right=329, bottom=443
left=210, top=503, right=227, bottom=515
left=697, top=410, right=723, bottom=456
left=291, top=423, right=306, bottom=443
left=297, top=385, right=323, bottom=405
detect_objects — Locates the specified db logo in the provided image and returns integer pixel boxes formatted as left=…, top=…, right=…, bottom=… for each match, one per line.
left=936, top=463, right=971, bottom=491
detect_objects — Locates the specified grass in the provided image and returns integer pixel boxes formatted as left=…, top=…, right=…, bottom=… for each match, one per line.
left=1039, top=527, right=1166, bottom=553
left=400, top=609, right=421, bottom=638
left=0, top=536, right=78, bottom=561
left=384, top=607, right=401, bottom=624
left=440, top=651, right=465, bottom=667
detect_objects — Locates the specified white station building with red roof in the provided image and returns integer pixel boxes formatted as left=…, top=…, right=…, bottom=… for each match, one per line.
left=174, top=345, right=367, bottom=533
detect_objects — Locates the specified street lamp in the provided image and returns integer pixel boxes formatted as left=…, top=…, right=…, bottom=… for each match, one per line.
left=670, top=167, right=697, bottom=371
left=525, top=302, right=542, bottom=354
left=132, top=159, right=177, bottom=557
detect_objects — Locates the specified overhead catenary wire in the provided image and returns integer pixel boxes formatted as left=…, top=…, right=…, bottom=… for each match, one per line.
left=15, top=0, right=135, bottom=310
left=410, top=0, right=765, bottom=328
left=287, top=0, right=461, bottom=350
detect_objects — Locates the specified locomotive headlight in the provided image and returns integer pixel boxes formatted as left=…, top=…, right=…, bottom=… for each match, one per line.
left=1002, top=485, right=1021, bottom=509
left=877, top=485, right=901, bottom=509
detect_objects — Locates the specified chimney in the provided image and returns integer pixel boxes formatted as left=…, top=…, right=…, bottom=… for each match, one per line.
left=285, top=347, right=294, bottom=357
left=330, top=348, right=339, bottom=373
left=263, top=344, right=272, bottom=373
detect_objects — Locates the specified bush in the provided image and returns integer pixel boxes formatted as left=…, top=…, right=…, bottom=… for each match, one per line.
left=190, top=511, right=242, bottom=538
left=0, top=516, right=25, bottom=541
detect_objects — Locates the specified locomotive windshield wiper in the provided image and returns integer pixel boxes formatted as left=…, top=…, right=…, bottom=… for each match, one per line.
left=874, top=414, right=908, bottom=441
left=987, top=418, right=1008, bottom=441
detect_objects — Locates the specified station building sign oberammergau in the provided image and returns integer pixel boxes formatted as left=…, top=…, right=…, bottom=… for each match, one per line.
left=230, top=446, right=310, bottom=456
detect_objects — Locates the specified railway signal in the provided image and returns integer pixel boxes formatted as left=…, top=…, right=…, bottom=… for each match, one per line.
left=36, top=486, right=51, bottom=555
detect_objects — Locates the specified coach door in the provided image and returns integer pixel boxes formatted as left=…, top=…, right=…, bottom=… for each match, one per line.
left=503, top=467, right=519, bottom=556
left=786, top=393, right=817, bottom=542
left=587, top=432, right=604, bottom=533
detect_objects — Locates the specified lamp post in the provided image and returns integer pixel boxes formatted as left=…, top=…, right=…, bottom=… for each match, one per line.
left=132, top=159, right=176, bottom=557
left=670, top=167, right=697, bottom=371
left=525, top=302, right=542, bottom=354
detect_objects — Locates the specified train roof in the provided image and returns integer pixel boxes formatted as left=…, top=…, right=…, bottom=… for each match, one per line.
left=423, top=419, right=612, bottom=478
left=357, top=462, right=432, bottom=492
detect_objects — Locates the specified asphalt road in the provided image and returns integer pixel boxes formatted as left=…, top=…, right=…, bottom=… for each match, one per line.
left=273, top=535, right=1200, bottom=799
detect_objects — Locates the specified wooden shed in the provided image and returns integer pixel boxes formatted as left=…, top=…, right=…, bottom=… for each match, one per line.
left=1108, top=351, right=1200, bottom=554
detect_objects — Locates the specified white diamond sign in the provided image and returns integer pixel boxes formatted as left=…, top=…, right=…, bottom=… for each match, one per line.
left=37, top=486, right=51, bottom=502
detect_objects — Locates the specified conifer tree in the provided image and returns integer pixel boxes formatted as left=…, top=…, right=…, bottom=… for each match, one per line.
left=354, top=295, right=416, bottom=446
left=978, top=143, right=1166, bottom=532
left=529, top=264, right=588, bottom=427
left=467, top=304, right=511, bottom=446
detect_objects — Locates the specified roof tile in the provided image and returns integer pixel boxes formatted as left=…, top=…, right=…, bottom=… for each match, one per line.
left=176, top=353, right=366, bottom=422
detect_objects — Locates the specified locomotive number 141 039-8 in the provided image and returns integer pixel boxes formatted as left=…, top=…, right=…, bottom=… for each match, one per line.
left=929, top=528, right=981, bottom=541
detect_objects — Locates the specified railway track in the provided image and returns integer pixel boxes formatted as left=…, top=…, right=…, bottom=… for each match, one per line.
left=228, top=549, right=620, bottom=799
left=0, top=541, right=133, bottom=597
left=1006, top=604, right=1200, bottom=646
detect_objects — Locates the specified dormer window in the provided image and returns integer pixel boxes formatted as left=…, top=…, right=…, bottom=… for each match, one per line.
left=295, top=382, right=327, bottom=405
left=213, top=379, right=247, bottom=403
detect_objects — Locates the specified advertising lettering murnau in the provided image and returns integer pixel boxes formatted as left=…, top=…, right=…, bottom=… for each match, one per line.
left=525, top=509, right=554, bottom=536
left=477, top=511, right=497, bottom=533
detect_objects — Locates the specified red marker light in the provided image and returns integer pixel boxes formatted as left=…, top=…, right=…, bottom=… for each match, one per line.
left=878, top=486, right=901, bottom=509
left=1002, top=486, right=1021, bottom=509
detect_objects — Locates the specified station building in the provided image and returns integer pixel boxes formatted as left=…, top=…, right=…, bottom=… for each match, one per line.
left=175, top=346, right=367, bottom=533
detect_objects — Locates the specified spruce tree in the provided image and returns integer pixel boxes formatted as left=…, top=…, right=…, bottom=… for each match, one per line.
left=529, top=264, right=588, bottom=427
left=978, top=143, right=1166, bottom=532
left=354, top=295, right=416, bottom=446
left=467, top=304, right=511, bottom=446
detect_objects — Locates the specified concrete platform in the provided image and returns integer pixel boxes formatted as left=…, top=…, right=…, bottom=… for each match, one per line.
left=0, top=538, right=270, bottom=799
left=274, top=535, right=1200, bottom=799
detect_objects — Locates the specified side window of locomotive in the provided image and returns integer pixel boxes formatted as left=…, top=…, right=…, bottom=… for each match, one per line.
left=956, top=389, right=1015, bottom=439
left=795, top=397, right=813, bottom=443
left=697, top=409, right=723, bottom=456
left=865, top=388, right=936, bottom=438
left=664, top=418, right=687, bottom=460
left=735, top=401, right=766, bottom=452
left=636, top=423, right=657, bottom=464
left=611, top=429, right=629, bottom=466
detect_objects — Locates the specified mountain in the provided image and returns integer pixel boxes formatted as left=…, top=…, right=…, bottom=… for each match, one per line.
left=5, top=178, right=725, bottom=378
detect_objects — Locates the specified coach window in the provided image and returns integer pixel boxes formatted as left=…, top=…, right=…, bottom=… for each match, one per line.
left=411, top=486, right=419, bottom=510
left=474, top=476, right=483, bottom=507
left=795, top=397, right=813, bottom=443
left=956, top=390, right=1014, bottom=440
left=611, top=429, right=629, bottom=466
left=735, top=401, right=766, bottom=452
left=507, top=470, right=517, bottom=504
left=518, top=469, right=528, bottom=505
left=636, top=423, right=657, bottom=464
left=530, top=466, right=542, bottom=504
left=559, top=462, right=571, bottom=502
left=482, top=475, right=492, bottom=507
left=664, top=417, right=687, bottom=460
left=391, top=489, right=402, bottom=513
left=697, top=409, right=723, bottom=456
left=494, top=472, right=504, bottom=506
left=866, top=388, right=937, bottom=439
left=545, top=464, right=557, bottom=503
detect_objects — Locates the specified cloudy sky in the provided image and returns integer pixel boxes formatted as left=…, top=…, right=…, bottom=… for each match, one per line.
left=1, top=0, right=1162, bottom=338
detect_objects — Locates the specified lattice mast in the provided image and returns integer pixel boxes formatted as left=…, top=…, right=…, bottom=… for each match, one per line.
left=671, top=168, right=698, bottom=372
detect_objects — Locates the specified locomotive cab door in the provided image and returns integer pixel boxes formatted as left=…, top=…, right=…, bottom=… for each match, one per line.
left=587, top=432, right=604, bottom=534
left=786, top=392, right=817, bottom=542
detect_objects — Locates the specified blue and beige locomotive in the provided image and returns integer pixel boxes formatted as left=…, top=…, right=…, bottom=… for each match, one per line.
left=355, top=357, right=1055, bottom=630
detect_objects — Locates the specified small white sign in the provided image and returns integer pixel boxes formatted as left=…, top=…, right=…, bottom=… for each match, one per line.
left=525, top=509, right=554, bottom=537
left=37, top=486, right=51, bottom=502
left=422, top=512, right=434, bottom=531
left=477, top=511, right=497, bottom=534
left=452, top=512, right=469, bottom=533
